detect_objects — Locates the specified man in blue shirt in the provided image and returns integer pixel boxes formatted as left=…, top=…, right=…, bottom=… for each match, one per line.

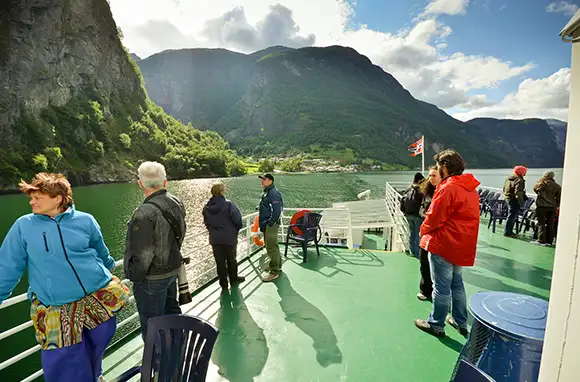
left=258, top=174, right=284, bottom=282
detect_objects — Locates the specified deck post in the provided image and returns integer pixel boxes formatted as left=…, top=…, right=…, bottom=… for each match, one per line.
left=539, top=11, right=580, bottom=381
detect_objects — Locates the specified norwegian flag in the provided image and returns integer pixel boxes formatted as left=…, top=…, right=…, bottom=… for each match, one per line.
left=408, top=137, right=424, bottom=157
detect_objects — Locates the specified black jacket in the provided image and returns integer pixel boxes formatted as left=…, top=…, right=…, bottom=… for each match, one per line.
left=203, top=196, right=243, bottom=246
left=124, top=189, right=186, bottom=281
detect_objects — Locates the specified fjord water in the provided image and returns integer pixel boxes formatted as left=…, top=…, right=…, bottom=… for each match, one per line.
left=0, top=169, right=562, bottom=380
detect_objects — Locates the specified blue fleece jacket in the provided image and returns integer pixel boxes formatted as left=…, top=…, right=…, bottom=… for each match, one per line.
left=0, top=205, right=115, bottom=306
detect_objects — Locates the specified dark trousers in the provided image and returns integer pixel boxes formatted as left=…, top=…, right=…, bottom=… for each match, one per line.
left=133, top=275, right=181, bottom=338
left=41, top=317, right=116, bottom=382
left=419, top=248, right=433, bottom=297
left=536, top=207, right=557, bottom=244
left=504, top=199, right=520, bottom=236
left=212, top=244, right=239, bottom=288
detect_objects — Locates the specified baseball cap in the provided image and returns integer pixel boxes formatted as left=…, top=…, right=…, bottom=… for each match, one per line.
left=258, top=173, right=274, bottom=181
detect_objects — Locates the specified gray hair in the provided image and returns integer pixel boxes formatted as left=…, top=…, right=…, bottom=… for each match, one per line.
left=138, top=161, right=166, bottom=189
left=543, top=170, right=555, bottom=179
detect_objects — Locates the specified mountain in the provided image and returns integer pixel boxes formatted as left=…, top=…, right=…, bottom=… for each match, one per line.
left=466, top=118, right=566, bottom=168
left=137, top=45, right=566, bottom=169
left=130, top=53, right=141, bottom=62
left=0, top=0, right=243, bottom=189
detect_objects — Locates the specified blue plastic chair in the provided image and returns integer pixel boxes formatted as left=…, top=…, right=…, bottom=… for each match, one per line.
left=487, top=200, right=508, bottom=233
left=452, top=359, right=495, bottom=381
left=284, top=212, right=322, bottom=263
left=112, top=315, right=219, bottom=382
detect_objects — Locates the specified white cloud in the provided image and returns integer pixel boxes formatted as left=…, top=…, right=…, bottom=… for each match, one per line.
left=423, top=0, right=470, bottom=16
left=452, top=68, right=571, bottom=121
left=546, top=1, right=579, bottom=16
left=108, top=0, right=552, bottom=118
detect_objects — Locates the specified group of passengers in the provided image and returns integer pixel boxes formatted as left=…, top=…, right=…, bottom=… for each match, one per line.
left=0, top=162, right=283, bottom=382
left=400, top=151, right=562, bottom=338
left=502, top=166, right=561, bottom=246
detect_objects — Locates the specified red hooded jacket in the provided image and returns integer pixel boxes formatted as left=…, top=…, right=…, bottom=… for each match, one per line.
left=419, top=173, right=481, bottom=266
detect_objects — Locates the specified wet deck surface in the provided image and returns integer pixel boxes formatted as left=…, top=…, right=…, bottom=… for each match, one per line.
left=102, top=225, right=554, bottom=382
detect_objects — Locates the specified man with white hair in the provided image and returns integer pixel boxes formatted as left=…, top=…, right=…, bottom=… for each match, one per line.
left=124, top=161, right=186, bottom=337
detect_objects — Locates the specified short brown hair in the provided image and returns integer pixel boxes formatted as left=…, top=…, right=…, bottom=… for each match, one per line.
left=434, top=149, right=465, bottom=176
left=19, top=173, right=73, bottom=210
left=210, top=183, right=225, bottom=197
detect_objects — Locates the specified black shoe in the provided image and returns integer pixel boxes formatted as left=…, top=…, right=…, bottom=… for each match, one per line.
left=414, top=319, right=445, bottom=337
left=231, top=276, right=246, bottom=286
left=446, top=316, right=468, bottom=336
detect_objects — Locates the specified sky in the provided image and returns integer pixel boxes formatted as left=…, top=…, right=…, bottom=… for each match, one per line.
left=108, top=0, right=580, bottom=122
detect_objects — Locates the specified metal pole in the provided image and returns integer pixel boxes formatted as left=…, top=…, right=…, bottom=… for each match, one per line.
left=422, top=135, right=425, bottom=174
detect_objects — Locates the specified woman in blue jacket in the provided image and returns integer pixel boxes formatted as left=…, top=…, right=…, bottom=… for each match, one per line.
left=0, top=173, right=129, bottom=382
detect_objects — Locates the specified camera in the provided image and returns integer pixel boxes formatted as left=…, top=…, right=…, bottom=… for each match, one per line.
left=177, top=256, right=192, bottom=305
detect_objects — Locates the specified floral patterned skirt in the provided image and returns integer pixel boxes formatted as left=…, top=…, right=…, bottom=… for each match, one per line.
left=30, top=276, right=130, bottom=350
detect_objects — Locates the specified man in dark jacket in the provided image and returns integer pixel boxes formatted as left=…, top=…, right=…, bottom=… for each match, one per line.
left=124, top=161, right=186, bottom=337
left=400, top=172, right=425, bottom=259
left=503, top=165, right=528, bottom=237
left=258, top=173, right=283, bottom=282
left=203, top=183, right=245, bottom=290
left=533, top=171, right=561, bottom=246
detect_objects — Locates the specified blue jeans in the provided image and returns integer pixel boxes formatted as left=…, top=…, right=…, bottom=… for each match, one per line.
left=407, top=215, right=423, bottom=258
left=504, top=199, right=520, bottom=236
left=133, top=275, right=181, bottom=338
left=428, top=254, right=468, bottom=331
left=41, top=317, right=116, bottom=382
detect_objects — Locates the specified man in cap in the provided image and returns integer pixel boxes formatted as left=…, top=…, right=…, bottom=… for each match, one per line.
left=503, top=165, right=528, bottom=237
left=258, top=173, right=284, bottom=282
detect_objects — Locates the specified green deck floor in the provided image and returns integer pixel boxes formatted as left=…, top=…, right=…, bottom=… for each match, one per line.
left=102, top=224, right=555, bottom=382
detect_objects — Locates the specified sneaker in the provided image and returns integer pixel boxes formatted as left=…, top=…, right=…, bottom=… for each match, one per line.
left=417, top=293, right=430, bottom=301
left=446, top=316, right=468, bottom=336
left=98, top=376, right=108, bottom=382
left=530, top=240, right=543, bottom=246
left=261, top=272, right=279, bottom=282
left=414, top=319, right=445, bottom=337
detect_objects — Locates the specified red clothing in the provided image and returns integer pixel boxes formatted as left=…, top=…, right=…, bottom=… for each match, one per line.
left=419, top=173, right=481, bottom=266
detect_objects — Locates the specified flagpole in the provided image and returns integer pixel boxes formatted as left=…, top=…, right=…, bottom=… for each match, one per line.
left=422, top=135, right=425, bottom=175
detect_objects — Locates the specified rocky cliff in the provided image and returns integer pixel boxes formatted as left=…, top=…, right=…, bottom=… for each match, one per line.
left=0, top=0, right=242, bottom=189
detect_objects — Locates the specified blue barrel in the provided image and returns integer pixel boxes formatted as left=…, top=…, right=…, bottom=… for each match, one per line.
left=468, top=292, right=549, bottom=382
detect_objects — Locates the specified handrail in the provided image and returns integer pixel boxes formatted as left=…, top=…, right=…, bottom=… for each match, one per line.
left=0, top=212, right=263, bottom=380
left=0, top=205, right=368, bottom=381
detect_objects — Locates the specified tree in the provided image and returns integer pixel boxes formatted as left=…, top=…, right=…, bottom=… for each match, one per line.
left=259, top=158, right=275, bottom=172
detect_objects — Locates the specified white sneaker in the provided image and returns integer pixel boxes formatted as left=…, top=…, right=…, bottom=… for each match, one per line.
left=98, top=376, right=108, bottom=382
left=261, top=272, right=279, bottom=282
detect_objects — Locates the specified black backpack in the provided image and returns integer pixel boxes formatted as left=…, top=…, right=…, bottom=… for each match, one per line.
left=400, top=187, right=423, bottom=215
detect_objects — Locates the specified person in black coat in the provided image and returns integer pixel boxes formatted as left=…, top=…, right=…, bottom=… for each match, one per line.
left=203, top=183, right=245, bottom=290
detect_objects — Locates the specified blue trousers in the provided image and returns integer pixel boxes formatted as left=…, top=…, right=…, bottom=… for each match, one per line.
left=132, top=275, right=181, bottom=339
left=41, top=316, right=117, bottom=382
left=427, top=254, right=467, bottom=331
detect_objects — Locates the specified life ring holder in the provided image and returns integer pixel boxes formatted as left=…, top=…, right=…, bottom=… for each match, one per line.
left=252, top=216, right=264, bottom=246
left=290, top=209, right=311, bottom=235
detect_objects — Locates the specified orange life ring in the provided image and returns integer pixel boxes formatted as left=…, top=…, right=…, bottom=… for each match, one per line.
left=252, top=216, right=264, bottom=246
left=290, top=210, right=311, bottom=235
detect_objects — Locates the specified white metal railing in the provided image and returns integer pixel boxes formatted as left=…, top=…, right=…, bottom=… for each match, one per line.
left=0, top=211, right=262, bottom=381
left=478, top=185, right=537, bottom=200
left=385, top=182, right=410, bottom=252
left=0, top=201, right=401, bottom=381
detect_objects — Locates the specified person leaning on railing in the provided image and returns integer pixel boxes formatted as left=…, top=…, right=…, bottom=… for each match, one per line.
left=532, top=170, right=562, bottom=246
left=0, top=172, right=129, bottom=382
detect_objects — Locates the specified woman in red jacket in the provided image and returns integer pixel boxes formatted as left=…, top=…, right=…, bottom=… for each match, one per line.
left=414, top=149, right=481, bottom=337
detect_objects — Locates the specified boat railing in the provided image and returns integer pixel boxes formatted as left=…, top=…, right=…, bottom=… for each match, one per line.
left=0, top=206, right=359, bottom=381
left=385, top=182, right=410, bottom=253
left=478, top=185, right=537, bottom=200
left=0, top=211, right=266, bottom=382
